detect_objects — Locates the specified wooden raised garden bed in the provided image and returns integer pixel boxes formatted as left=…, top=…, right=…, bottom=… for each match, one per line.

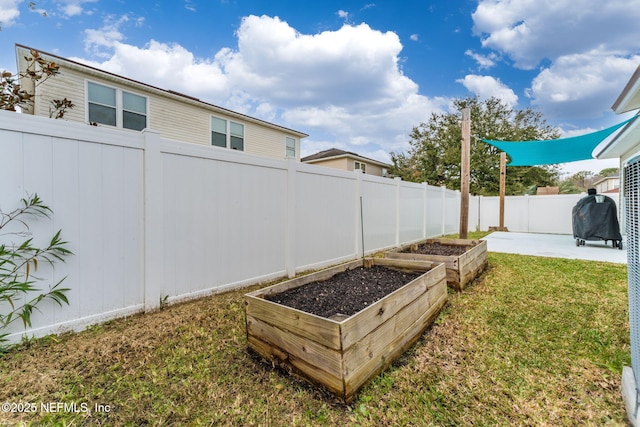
left=384, top=238, right=488, bottom=291
left=244, top=258, right=447, bottom=402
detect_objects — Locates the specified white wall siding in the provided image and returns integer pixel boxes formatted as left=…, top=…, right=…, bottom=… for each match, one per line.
left=1, top=111, right=608, bottom=344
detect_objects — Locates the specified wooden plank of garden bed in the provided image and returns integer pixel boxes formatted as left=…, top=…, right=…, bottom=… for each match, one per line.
left=342, top=278, right=447, bottom=375
left=427, top=238, right=480, bottom=246
left=458, top=240, right=488, bottom=289
left=342, top=280, right=448, bottom=400
left=245, top=296, right=343, bottom=350
left=246, top=315, right=343, bottom=379
left=364, top=257, right=441, bottom=273
left=247, top=334, right=345, bottom=397
left=384, top=251, right=458, bottom=270
left=340, top=263, right=446, bottom=350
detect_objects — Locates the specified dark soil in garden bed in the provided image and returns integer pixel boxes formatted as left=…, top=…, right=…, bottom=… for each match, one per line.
left=401, top=242, right=471, bottom=256
left=266, top=266, right=423, bottom=319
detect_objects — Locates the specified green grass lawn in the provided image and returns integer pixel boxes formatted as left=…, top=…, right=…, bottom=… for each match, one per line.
left=0, top=251, right=630, bottom=426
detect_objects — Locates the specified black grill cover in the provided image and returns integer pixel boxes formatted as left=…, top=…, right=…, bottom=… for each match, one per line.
left=572, top=194, right=622, bottom=241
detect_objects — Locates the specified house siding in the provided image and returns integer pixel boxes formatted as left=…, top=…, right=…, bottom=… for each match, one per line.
left=313, top=157, right=350, bottom=171
left=18, top=45, right=305, bottom=160
left=308, top=157, right=387, bottom=176
left=358, top=161, right=384, bottom=176
left=33, top=65, right=86, bottom=123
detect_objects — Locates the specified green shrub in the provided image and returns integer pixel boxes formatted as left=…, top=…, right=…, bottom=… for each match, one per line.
left=0, top=194, right=72, bottom=350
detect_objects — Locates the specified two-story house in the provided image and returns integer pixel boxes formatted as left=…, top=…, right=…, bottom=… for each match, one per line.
left=14, top=44, right=308, bottom=160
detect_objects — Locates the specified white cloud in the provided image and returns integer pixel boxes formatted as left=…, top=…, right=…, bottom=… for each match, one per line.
left=184, top=0, right=196, bottom=12
left=471, top=0, right=640, bottom=123
left=336, top=9, right=349, bottom=22
left=410, top=34, right=418, bottom=42
left=74, top=39, right=229, bottom=98
left=58, top=0, right=98, bottom=17
left=457, top=75, right=518, bottom=108
left=82, top=15, right=130, bottom=56
left=0, top=0, right=21, bottom=27
left=464, top=49, right=497, bottom=69
left=526, top=50, right=640, bottom=120
left=78, top=14, right=450, bottom=161
left=217, top=17, right=419, bottom=108
left=472, top=0, right=640, bottom=70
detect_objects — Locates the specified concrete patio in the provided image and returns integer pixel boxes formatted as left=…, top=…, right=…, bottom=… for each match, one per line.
left=483, top=231, right=627, bottom=264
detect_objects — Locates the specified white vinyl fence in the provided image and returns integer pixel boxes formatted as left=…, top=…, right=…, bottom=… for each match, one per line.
left=0, top=112, right=608, bottom=343
left=476, top=193, right=589, bottom=234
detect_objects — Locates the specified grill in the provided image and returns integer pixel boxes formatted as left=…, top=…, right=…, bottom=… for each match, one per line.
left=625, top=156, right=640, bottom=385
left=572, top=189, right=623, bottom=249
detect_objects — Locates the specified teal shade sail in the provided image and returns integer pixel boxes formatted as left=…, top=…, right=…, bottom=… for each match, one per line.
left=482, top=118, right=635, bottom=166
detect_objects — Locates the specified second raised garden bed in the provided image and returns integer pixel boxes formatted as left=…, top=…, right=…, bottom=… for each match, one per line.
left=384, top=238, right=488, bottom=291
left=244, top=258, right=447, bottom=402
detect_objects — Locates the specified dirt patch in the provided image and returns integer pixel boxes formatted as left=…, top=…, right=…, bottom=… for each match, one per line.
left=266, top=265, right=422, bottom=319
left=401, top=242, right=470, bottom=256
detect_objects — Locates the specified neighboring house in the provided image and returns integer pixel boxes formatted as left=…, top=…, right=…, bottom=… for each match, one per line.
left=15, top=44, right=307, bottom=160
left=301, top=148, right=391, bottom=177
left=593, top=175, right=620, bottom=194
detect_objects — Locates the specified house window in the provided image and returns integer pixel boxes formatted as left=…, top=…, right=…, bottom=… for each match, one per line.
left=210, top=116, right=244, bottom=151
left=122, top=91, right=147, bottom=131
left=87, top=81, right=147, bottom=131
left=355, top=161, right=366, bottom=173
left=285, top=137, right=296, bottom=158
left=211, top=116, right=227, bottom=148
left=88, top=82, right=116, bottom=126
left=230, top=121, right=244, bottom=151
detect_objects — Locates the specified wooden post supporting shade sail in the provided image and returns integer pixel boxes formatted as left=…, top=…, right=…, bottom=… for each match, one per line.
left=459, top=108, right=470, bottom=239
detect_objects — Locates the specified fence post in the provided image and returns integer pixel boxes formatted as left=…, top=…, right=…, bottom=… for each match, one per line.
left=143, top=129, right=163, bottom=311
left=477, top=195, right=483, bottom=232
left=441, top=186, right=447, bottom=236
left=355, top=170, right=364, bottom=257
left=395, top=177, right=401, bottom=247
left=524, top=193, right=530, bottom=233
left=285, top=159, right=297, bottom=278
left=422, top=182, right=428, bottom=240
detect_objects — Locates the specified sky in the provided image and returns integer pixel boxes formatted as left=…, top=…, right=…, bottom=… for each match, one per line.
left=1, top=0, right=639, bottom=177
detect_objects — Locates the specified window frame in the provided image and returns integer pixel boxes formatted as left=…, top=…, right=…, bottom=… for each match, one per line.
left=285, top=137, right=296, bottom=158
left=86, top=80, right=148, bottom=131
left=355, top=161, right=367, bottom=173
left=210, top=115, right=245, bottom=151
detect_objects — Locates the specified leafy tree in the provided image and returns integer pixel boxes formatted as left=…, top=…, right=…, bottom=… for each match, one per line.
left=598, top=167, right=619, bottom=177
left=566, top=171, right=596, bottom=192
left=1, top=49, right=73, bottom=118
left=558, top=179, right=583, bottom=194
left=390, top=97, right=561, bottom=195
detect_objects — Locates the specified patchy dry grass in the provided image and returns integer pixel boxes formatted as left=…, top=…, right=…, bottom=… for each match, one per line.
left=0, top=251, right=630, bottom=426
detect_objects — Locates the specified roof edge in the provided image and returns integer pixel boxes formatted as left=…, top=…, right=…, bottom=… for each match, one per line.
left=301, top=149, right=390, bottom=167
left=612, top=65, right=640, bottom=113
